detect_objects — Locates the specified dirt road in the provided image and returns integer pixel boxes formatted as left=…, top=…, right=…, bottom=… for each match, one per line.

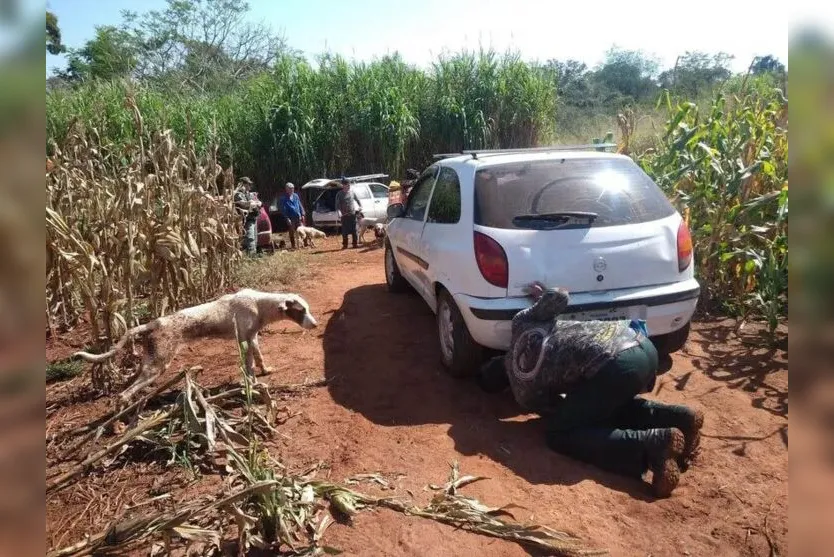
left=46, top=236, right=788, bottom=556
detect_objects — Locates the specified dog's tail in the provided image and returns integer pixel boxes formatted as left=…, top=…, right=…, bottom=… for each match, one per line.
left=74, top=322, right=155, bottom=363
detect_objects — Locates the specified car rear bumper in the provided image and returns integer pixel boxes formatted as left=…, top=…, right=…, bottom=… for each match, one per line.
left=453, top=279, right=700, bottom=351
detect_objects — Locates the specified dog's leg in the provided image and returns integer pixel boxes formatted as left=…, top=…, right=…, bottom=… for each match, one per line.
left=118, top=332, right=173, bottom=407
left=250, top=333, right=273, bottom=374
left=119, top=356, right=163, bottom=407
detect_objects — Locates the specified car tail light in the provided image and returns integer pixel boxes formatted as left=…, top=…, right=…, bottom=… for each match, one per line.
left=474, top=231, right=508, bottom=288
left=677, top=220, right=693, bottom=271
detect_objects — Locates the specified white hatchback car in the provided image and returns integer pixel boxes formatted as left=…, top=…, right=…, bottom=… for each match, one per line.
left=383, top=147, right=700, bottom=377
left=301, top=174, right=390, bottom=230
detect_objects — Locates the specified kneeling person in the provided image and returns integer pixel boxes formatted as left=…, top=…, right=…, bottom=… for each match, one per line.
left=479, top=283, right=703, bottom=498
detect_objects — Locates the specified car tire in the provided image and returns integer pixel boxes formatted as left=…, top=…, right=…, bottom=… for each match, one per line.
left=436, top=289, right=484, bottom=378
left=651, top=321, right=691, bottom=354
left=384, top=241, right=409, bottom=293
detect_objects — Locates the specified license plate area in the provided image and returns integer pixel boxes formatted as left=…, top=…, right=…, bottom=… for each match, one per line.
left=557, top=305, right=646, bottom=322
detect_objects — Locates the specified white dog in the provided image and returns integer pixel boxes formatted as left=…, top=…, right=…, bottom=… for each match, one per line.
left=358, top=217, right=382, bottom=244
left=295, top=225, right=326, bottom=247
left=75, top=289, right=318, bottom=403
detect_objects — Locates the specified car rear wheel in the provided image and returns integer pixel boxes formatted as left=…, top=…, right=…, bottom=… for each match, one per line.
left=437, top=289, right=484, bottom=377
left=384, top=241, right=409, bottom=293
left=651, top=321, right=691, bottom=354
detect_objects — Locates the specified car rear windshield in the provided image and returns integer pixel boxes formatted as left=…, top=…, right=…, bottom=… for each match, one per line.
left=314, top=189, right=338, bottom=211
left=473, top=157, right=676, bottom=229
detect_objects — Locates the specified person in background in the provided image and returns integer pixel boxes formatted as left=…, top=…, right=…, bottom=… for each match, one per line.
left=281, top=182, right=305, bottom=250
left=335, top=177, right=362, bottom=249
left=478, top=282, right=704, bottom=498
left=402, top=168, right=420, bottom=200
left=233, top=177, right=261, bottom=256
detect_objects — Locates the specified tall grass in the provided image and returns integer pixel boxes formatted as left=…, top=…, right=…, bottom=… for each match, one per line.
left=47, top=50, right=559, bottom=198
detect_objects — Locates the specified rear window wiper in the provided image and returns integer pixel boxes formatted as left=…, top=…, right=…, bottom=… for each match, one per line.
left=512, top=211, right=599, bottom=225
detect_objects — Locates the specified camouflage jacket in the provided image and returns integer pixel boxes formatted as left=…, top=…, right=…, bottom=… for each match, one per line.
left=234, top=190, right=260, bottom=223
left=504, top=288, right=642, bottom=414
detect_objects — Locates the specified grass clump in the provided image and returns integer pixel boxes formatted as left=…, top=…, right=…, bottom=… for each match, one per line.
left=46, top=357, right=84, bottom=383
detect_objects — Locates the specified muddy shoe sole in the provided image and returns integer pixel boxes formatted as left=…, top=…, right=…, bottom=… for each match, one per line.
left=678, top=409, right=705, bottom=471
left=651, top=428, right=685, bottom=498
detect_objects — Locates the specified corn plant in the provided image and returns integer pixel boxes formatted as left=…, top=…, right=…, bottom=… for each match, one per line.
left=46, top=93, right=242, bottom=376
left=638, top=87, right=788, bottom=336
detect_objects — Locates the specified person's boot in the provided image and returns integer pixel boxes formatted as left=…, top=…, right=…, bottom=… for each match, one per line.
left=641, top=427, right=685, bottom=498
left=643, top=401, right=704, bottom=469
left=620, top=398, right=704, bottom=470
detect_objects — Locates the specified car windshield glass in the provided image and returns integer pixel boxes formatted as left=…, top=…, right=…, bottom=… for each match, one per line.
left=474, top=158, right=675, bottom=229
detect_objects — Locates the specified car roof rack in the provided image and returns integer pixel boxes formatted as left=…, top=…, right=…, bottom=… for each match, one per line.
left=342, top=173, right=389, bottom=182
left=432, top=143, right=618, bottom=160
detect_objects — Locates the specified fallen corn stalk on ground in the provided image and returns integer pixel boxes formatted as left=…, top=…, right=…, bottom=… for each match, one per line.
left=46, top=364, right=604, bottom=556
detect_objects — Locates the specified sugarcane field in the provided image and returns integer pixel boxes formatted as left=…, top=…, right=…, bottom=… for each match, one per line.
left=43, top=2, right=789, bottom=556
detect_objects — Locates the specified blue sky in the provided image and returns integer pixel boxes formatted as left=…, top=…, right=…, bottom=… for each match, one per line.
left=44, top=0, right=796, bottom=75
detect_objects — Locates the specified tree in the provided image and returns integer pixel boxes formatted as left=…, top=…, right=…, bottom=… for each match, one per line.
left=750, top=55, right=786, bottom=75
left=125, top=0, right=287, bottom=91
left=591, top=47, right=661, bottom=104
left=545, top=59, right=593, bottom=107
left=46, top=10, right=65, bottom=54
left=60, top=26, right=138, bottom=82
left=658, top=51, right=733, bottom=97
left=55, top=0, right=286, bottom=91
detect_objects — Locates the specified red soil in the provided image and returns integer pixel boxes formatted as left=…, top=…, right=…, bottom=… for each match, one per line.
left=46, top=236, right=788, bottom=556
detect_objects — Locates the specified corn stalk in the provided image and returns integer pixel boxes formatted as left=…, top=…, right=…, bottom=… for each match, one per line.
left=638, top=88, right=788, bottom=337
left=46, top=97, right=242, bottom=366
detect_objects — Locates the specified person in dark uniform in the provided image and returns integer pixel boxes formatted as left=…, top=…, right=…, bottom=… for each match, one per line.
left=479, top=282, right=704, bottom=498
left=233, top=177, right=261, bottom=256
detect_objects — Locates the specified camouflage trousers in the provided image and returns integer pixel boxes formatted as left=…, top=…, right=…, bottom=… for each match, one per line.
left=242, top=220, right=257, bottom=255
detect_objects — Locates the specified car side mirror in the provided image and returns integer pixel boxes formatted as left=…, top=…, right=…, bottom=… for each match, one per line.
left=387, top=203, right=405, bottom=219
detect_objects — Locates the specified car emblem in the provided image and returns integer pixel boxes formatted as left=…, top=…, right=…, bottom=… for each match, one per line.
left=593, top=257, right=607, bottom=272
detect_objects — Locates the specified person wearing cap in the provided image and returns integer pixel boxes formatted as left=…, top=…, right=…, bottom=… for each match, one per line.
left=281, top=182, right=305, bottom=250
left=233, top=177, right=261, bottom=256
left=334, top=177, right=362, bottom=249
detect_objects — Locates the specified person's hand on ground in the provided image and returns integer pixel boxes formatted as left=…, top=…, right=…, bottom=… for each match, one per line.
left=477, top=355, right=510, bottom=393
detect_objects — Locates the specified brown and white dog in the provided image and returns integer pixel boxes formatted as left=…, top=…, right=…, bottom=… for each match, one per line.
left=74, top=289, right=318, bottom=403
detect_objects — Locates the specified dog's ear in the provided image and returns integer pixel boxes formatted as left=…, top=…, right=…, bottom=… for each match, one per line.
left=283, top=295, right=317, bottom=328
left=279, top=294, right=301, bottom=312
